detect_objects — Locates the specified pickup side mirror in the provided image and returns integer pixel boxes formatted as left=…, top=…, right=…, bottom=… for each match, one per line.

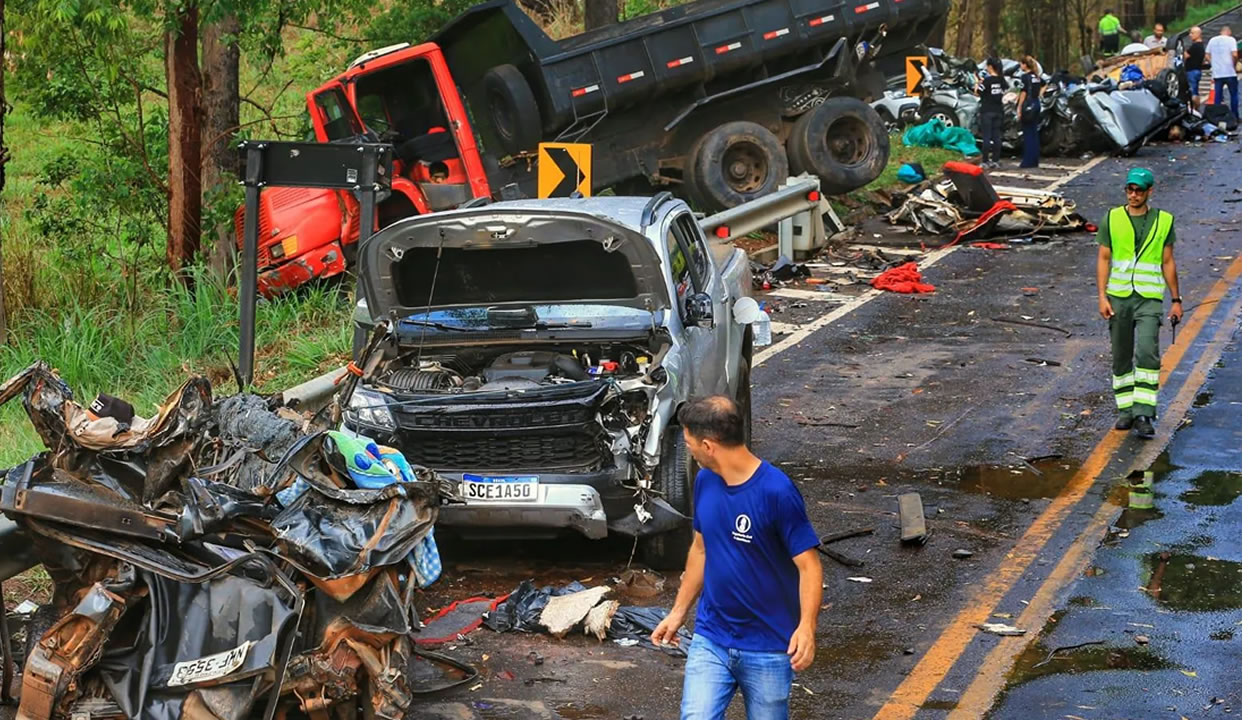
left=685, top=292, right=714, bottom=328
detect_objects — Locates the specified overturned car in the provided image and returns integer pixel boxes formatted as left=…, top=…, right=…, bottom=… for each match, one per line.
left=344, top=195, right=757, bottom=569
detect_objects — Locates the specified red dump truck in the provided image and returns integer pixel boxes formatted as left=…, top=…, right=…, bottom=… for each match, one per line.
left=237, top=0, right=949, bottom=295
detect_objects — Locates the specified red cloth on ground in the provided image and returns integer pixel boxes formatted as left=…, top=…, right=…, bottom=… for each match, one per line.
left=871, top=261, right=935, bottom=294
left=970, top=242, right=1008, bottom=249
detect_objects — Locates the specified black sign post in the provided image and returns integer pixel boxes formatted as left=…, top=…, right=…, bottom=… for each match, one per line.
left=237, top=140, right=392, bottom=387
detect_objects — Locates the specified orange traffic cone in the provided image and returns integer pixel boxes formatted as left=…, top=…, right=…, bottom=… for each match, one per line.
left=1207, top=87, right=1216, bottom=105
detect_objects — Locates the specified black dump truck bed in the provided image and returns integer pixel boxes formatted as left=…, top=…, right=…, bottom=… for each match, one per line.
left=435, top=0, right=944, bottom=137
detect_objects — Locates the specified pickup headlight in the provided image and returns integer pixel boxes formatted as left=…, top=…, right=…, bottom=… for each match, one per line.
left=345, top=388, right=396, bottom=430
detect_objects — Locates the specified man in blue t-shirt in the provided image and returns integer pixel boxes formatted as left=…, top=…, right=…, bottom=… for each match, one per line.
left=651, top=396, right=822, bottom=720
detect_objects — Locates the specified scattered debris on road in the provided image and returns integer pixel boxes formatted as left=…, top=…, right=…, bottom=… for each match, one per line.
left=898, top=493, right=929, bottom=544
left=883, top=163, right=1088, bottom=244
left=979, top=623, right=1027, bottom=636
left=483, top=581, right=692, bottom=656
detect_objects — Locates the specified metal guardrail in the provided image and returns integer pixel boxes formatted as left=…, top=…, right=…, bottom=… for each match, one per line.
left=698, top=176, right=823, bottom=245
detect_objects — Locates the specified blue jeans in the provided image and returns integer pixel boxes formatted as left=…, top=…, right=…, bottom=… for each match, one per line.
left=1214, top=76, right=1240, bottom=118
left=681, top=634, right=794, bottom=720
left=1187, top=69, right=1203, bottom=99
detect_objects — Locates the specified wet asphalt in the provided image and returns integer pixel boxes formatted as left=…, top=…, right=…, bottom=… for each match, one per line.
left=409, top=138, right=1243, bottom=720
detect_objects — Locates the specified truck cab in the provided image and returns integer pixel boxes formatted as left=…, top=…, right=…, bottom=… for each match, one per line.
left=234, top=43, right=493, bottom=296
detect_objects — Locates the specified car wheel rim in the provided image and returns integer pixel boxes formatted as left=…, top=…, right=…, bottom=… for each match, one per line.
left=722, top=141, right=769, bottom=194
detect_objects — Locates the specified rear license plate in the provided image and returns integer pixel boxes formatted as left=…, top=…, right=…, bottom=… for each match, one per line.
left=461, top=474, right=539, bottom=502
left=168, top=640, right=252, bottom=687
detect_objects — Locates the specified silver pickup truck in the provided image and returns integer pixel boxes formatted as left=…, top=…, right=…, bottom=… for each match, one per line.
left=342, top=185, right=819, bottom=568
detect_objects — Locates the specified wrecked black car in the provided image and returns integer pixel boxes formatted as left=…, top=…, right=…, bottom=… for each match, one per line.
left=0, top=362, right=458, bottom=720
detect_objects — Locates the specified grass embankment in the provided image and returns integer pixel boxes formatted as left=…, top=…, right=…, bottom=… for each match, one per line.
left=0, top=102, right=353, bottom=470
left=1134, top=0, right=1241, bottom=36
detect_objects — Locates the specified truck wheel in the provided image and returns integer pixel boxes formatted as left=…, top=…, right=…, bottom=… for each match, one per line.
left=641, top=427, right=697, bottom=570
left=788, top=97, right=890, bottom=195
left=484, top=64, right=542, bottom=155
left=687, top=121, right=789, bottom=211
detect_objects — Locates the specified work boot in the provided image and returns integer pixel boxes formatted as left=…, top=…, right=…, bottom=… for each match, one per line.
left=1133, top=416, right=1155, bottom=439
left=1114, top=413, right=1134, bottom=430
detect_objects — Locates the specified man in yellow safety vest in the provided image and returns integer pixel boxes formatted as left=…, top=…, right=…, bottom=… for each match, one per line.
left=1098, top=9, right=1128, bottom=56
left=1096, top=168, right=1183, bottom=439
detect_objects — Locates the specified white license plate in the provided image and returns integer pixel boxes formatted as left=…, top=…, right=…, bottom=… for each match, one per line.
left=168, top=640, right=252, bottom=687
left=461, top=475, right=539, bottom=502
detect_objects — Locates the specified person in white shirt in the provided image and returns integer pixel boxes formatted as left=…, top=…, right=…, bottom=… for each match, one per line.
left=1206, top=26, right=1240, bottom=119
left=1144, top=23, right=1168, bottom=50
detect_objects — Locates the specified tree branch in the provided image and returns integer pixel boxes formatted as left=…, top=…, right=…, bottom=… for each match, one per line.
left=203, top=112, right=307, bottom=155
left=289, top=22, right=386, bottom=44
left=240, top=96, right=304, bottom=139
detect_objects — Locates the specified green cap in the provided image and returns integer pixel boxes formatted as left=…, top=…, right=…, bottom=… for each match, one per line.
left=1125, top=167, right=1154, bottom=188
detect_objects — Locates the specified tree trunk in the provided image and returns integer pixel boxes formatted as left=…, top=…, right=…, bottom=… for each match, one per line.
left=0, top=0, right=8, bottom=344
left=985, top=0, right=1004, bottom=56
left=201, top=13, right=240, bottom=196
left=926, top=12, right=948, bottom=49
left=166, top=2, right=202, bottom=281
left=584, top=0, right=618, bottom=30
left=954, top=0, right=975, bottom=57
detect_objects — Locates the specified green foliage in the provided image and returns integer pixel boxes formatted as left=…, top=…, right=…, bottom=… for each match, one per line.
left=0, top=268, right=352, bottom=467
left=622, top=0, right=674, bottom=21
left=357, top=0, right=480, bottom=47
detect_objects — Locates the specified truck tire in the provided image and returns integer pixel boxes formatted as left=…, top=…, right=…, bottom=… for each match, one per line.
left=788, top=97, right=890, bottom=195
left=641, top=426, right=697, bottom=570
left=686, top=121, right=789, bottom=211
left=484, top=64, right=542, bottom=155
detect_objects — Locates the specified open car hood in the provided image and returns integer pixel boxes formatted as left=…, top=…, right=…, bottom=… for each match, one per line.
left=358, top=207, right=670, bottom=325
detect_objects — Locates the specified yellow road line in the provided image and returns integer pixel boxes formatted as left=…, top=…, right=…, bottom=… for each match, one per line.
left=870, top=255, right=1242, bottom=719
left=948, top=286, right=1244, bottom=718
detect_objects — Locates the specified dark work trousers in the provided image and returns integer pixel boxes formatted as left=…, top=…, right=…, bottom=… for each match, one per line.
left=1019, top=104, right=1041, bottom=168
left=980, top=112, right=1003, bottom=162
left=1108, top=294, right=1162, bottom=419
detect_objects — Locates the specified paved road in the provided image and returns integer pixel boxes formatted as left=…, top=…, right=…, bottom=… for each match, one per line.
left=408, top=134, right=1242, bottom=720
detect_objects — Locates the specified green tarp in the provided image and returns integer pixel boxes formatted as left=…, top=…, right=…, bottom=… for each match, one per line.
left=903, top=118, right=981, bottom=156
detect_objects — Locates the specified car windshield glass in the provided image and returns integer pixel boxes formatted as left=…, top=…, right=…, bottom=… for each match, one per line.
left=396, top=304, right=651, bottom=331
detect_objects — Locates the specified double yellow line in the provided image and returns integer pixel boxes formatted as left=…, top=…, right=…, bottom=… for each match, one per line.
left=872, top=255, right=1243, bottom=719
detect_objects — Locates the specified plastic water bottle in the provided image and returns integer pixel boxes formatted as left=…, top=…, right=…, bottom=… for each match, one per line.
left=752, top=302, right=772, bottom=347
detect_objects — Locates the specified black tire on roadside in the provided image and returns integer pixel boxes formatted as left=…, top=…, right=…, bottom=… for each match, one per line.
left=788, top=97, right=891, bottom=195
left=686, top=121, right=789, bottom=211
left=483, top=64, right=542, bottom=155
left=640, top=426, right=697, bottom=571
